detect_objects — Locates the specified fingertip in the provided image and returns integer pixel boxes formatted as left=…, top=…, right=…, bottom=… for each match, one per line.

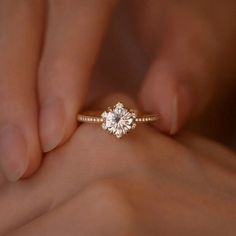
left=0, top=125, right=29, bottom=182
left=139, top=63, right=194, bottom=135
left=39, top=97, right=66, bottom=153
left=22, top=146, right=42, bottom=179
left=20, top=126, right=42, bottom=179
left=0, top=119, right=44, bottom=181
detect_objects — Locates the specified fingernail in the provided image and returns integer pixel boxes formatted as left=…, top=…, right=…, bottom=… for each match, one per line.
left=170, top=95, right=178, bottom=135
left=0, top=125, right=28, bottom=182
left=39, top=97, right=65, bottom=152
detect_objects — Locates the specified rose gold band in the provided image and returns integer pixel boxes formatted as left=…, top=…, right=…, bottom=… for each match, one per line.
left=77, top=112, right=159, bottom=124
left=77, top=102, right=159, bottom=138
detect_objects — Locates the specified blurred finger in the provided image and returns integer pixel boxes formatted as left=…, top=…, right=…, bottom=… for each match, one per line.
left=8, top=182, right=136, bottom=236
left=0, top=1, right=44, bottom=181
left=139, top=5, right=236, bottom=134
left=38, top=0, right=118, bottom=152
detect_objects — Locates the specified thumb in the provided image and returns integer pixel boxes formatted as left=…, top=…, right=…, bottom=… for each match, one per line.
left=139, top=58, right=234, bottom=134
left=139, top=61, right=196, bottom=134
left=138, top=2, right=236, bottom=135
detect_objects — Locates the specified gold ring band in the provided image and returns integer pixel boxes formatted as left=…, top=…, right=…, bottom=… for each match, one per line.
left=77, top=102, right=159, bottom=138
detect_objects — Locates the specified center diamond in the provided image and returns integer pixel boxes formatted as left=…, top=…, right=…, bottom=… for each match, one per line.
left=101, top=102, right=137, bottom=138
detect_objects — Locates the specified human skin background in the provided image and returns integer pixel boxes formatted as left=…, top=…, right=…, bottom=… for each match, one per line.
left=0, top=1, right=235, bottom=234
left=0, top=95, right=235, bottom=236
left=0, top=0, right=236, bottom=182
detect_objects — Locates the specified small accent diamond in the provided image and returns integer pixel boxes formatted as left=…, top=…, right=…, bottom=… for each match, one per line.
left=101, top=102, right=137, bottom=138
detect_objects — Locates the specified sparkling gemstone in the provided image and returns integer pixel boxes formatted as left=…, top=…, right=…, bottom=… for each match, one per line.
left=101, top=102, right=137, bottom=138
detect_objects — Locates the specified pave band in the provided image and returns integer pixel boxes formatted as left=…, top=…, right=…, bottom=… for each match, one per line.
left=77, top=102, right=159, bottom=138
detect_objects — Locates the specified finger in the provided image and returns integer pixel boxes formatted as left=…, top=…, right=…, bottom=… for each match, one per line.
left=0, top=180, right=52, bottom=236
left=0, top=94, right=138, bottom=235
left=139, top=6, right=236, bottom=134
left=0, top=1, right=44, bottom=181
left=8, top=182, right=136, bottom=236
left=38, top=0, right=118, bottom=152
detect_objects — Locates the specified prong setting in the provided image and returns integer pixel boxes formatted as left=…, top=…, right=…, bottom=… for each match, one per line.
left=101, top=102, right=137, bottom=138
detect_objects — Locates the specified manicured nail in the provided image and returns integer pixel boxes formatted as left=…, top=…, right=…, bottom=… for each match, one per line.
left=39, top=97, right=65, bottom=152
left=0, top=125, right=28, bottom=182
left=170, top=95, right=178, bottom=135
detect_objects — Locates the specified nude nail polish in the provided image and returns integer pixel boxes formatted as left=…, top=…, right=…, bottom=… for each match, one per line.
left=0, top=125, right=28, bottom=182
left=39, top=97, right=66, bottom=152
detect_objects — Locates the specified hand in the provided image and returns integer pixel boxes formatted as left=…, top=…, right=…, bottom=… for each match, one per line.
left=0, top=0, right=117, bottom=181
left=1, top=95, right=235, bottom=235
left=127, top=0, right=236, bottom=133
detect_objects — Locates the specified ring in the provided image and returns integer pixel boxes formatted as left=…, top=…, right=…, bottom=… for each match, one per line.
left=77, top=102, right=159, bottom=138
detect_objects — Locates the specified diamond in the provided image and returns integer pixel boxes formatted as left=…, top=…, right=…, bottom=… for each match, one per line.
left=101, top=102, right=137, bottom=138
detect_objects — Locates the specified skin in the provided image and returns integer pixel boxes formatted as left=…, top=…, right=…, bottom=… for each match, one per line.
left=0, top=0, right=117, bottom=181
left=0, top=1, right=235, bottom=234
left=0, top=0, right=236, bottom=181
left=128, top=0, right=236, bottom=132
left=0, top=95, right=235, bottom=236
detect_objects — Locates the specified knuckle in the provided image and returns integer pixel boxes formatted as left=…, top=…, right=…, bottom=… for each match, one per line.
left=80, top=181, right=136, bottom=225
left=82, top=181, right=126, bottom=205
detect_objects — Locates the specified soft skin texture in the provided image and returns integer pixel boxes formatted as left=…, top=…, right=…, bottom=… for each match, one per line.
left=0, top=0, right=117, bottom=181
left=129, top=0, right=236, bottom=133
left=0, top=0, right=236, bottom=181
left=0, top=95, right=235, bottom=236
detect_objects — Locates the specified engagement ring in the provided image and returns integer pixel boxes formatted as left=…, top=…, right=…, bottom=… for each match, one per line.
left=77, top=102, right=159, bottom=138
